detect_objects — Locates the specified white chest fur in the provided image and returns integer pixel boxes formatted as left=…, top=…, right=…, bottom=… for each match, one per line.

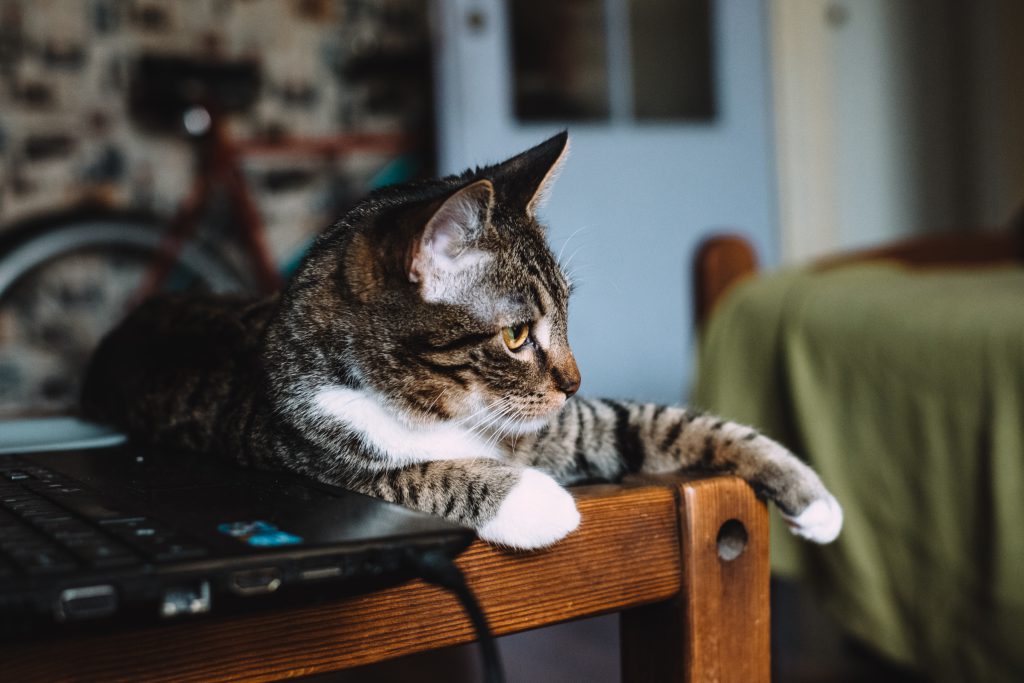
left=314, top=386, right=501, bottom=466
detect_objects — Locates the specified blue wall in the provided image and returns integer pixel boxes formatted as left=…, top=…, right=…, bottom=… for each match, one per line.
left=436, top=0, right=779, bottom=405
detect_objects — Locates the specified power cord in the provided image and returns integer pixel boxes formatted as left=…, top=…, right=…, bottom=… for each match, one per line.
left=410, top=549, right=506, bottom=683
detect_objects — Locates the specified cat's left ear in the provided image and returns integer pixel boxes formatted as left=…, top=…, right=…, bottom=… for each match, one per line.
left=409, top=179, right=494, bottom=301
left=496, top=131, right=570, bottom=216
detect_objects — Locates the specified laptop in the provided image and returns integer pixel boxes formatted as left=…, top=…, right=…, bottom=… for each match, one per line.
left=0, top=419, right=475, bottom=638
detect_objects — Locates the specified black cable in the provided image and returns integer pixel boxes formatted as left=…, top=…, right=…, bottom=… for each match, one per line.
left=410, top=549, right=506, bottom=683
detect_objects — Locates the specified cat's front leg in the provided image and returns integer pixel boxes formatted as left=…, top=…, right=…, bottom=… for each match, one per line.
left=516, top=399, right=842, bottom=544
left=348, top=459, right=580, bottom=550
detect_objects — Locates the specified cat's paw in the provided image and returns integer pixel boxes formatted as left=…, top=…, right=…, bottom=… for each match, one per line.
left=781, top=493, right=843, bottom=544
left=478, top=468, right=580, bottom=550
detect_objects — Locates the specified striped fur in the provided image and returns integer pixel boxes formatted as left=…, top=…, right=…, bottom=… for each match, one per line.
left=83, top=133, right=841, bottom=550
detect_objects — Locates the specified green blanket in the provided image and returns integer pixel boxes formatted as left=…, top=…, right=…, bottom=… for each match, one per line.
left=693, top=263, right=1024, bottom=682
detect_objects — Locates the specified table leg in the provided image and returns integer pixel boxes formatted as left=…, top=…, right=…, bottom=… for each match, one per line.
left=620, top=477, right=770, bottom=682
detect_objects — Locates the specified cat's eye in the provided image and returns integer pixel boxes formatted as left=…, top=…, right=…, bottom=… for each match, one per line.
left=501, top=323, right=530, bottom=351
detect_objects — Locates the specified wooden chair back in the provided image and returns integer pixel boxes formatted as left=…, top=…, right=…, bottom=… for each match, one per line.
left=694, top=227, right=1024, bottom=329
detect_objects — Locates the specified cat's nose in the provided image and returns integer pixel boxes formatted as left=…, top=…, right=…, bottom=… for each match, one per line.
left=552, top=357, right=581, bottom=397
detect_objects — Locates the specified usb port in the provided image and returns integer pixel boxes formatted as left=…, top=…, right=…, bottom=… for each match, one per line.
left=160, top=580, right=211, bottom=618
left=229, top=567, right=282, bottom=595
left=56, top=585, right=117, bottom=622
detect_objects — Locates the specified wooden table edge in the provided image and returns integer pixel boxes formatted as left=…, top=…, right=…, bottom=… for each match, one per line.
left=5, top=481, right=690, bottom=682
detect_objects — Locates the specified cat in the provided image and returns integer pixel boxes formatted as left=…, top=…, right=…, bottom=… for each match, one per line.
left=82, top=132, right=842, bottom=550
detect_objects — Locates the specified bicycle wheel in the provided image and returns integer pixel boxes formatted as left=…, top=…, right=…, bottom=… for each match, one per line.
left=0, top=211, right=245, bottom=417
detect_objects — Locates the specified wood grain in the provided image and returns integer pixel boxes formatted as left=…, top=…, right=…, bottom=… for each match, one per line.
left=679, top=477, right=770, bottom=682
left=3, top=484, right=681, bottom=683
left=621, top=476, right=770, bottom=683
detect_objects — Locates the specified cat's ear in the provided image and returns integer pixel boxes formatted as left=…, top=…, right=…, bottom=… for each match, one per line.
left=409, top=179, right=494, bottom=300
left=495, top=131, right=569, bottom=216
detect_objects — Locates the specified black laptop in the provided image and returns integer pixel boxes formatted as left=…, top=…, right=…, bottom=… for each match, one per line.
left=0, top=419, right=475, bottom=637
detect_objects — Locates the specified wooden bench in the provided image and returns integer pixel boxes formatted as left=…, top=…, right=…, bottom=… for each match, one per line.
left=2, top=475, right=769, bottom=682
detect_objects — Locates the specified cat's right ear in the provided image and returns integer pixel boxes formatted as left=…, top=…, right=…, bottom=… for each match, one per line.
left=494, top=131, right=569, bottom=217
left=409, top=179, right=494, bottom=301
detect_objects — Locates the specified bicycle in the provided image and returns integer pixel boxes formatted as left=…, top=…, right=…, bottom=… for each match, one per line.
left=0, top=55, right=419, bottom=417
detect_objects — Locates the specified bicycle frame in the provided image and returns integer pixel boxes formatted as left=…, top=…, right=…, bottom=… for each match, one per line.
left=137, top=106, right=415, bottom=301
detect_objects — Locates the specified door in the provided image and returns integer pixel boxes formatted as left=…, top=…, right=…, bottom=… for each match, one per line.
left=432, top=0, right=778, bottom=403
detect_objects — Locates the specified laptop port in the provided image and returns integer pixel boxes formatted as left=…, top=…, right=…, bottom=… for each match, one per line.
left=160, top=579, right=211, bottom=618
left=298, top=564, right=343, bottom=581
left=229, top=567, right=282, bottom=596
left=55, top=585, right=117, bottom=622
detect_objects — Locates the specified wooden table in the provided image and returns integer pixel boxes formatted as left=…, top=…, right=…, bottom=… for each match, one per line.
left=2, top=475, right=769, bottom=682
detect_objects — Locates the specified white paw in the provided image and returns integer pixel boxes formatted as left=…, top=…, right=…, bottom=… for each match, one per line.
left=781, top=494, right=843, bottom=544
left=477, top=468, right=580, bottom=550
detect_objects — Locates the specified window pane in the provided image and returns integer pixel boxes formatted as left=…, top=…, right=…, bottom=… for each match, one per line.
left=509, top=0, right=610, bottom=121
left=629, top=0, right=714, bottom=120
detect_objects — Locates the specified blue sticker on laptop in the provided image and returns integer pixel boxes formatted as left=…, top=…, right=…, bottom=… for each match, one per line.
left=217, top=520, right=303, bottom=547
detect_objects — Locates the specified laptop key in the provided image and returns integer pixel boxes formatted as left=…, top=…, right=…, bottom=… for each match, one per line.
left=25, top=481, right=86, bottom=496
left=0, top=527, right=42, bottom=542
left=6, top=497, right=60, bottom=510
left=8, top=548, right=78, bottom=574
left=100, top=518, right=208, bottom=561
left=46, top=495, right=140, bottom=524
left=97, top=516, right=148, bottom=527
left=7, top=504, right=65, bottom=521
left=149, top=541, right=208, bottom=562
left=0, top=463, right=208, bottom=569
left=102, top=518, right=175, bottom=539
left=36, top=517, right=96, bottom=535
left=0, top=493, right=34, bottom=506
left=63, top=538, right=140, bottom=568
left=23, top=514, right=76, bottom=528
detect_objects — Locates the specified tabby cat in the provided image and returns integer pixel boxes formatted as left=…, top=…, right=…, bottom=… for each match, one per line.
left=83, top=133, right=842, bottom=549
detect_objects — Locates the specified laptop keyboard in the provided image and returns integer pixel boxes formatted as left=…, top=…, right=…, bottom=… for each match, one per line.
left=0, top=460, right=208, bottom=578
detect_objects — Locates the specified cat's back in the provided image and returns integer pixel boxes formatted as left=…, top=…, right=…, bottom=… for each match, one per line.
left=82, top=293, right=278, bottom=454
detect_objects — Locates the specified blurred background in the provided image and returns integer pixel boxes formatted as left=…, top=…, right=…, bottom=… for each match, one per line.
left=0, top=0, right=1022, bottom=680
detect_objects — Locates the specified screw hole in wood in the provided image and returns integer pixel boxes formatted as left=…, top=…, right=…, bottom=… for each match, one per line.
left=716, top=518, right=748, bottom=561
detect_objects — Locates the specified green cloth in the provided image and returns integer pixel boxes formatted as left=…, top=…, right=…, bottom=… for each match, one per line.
left=692, top=263, right=1024, bottom=682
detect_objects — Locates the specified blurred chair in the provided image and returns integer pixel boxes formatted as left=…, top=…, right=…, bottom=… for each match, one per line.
left=692, top=224, right=1024, bottom=683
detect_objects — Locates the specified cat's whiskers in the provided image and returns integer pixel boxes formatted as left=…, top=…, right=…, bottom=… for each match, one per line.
left=464, top=398, right=514, bottom=440
left=501, top=413, right=529, bottom=454
left=509, top=417, right=525, bottom=455
left=456, top=401, right=503, bottom=438
left=460, top=411, right=509, bottom=446
left=452, top=395, right=509, bottom=428
left=566, top=261, right=593, bottom=283
left=564, top=271, right=587, bottom=293
left=423, top=387, right=450, bottom=416
left=556, top=226, right=589, bottom=264
left=465, top=399, right=526, bottom=454
left=488, top=418, right=517, bottom=455
left=479, top=415, right=510, bottom=456
left=560, top=242, right=588, bottom=276
left=481, top=403, right=524, bottom=455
